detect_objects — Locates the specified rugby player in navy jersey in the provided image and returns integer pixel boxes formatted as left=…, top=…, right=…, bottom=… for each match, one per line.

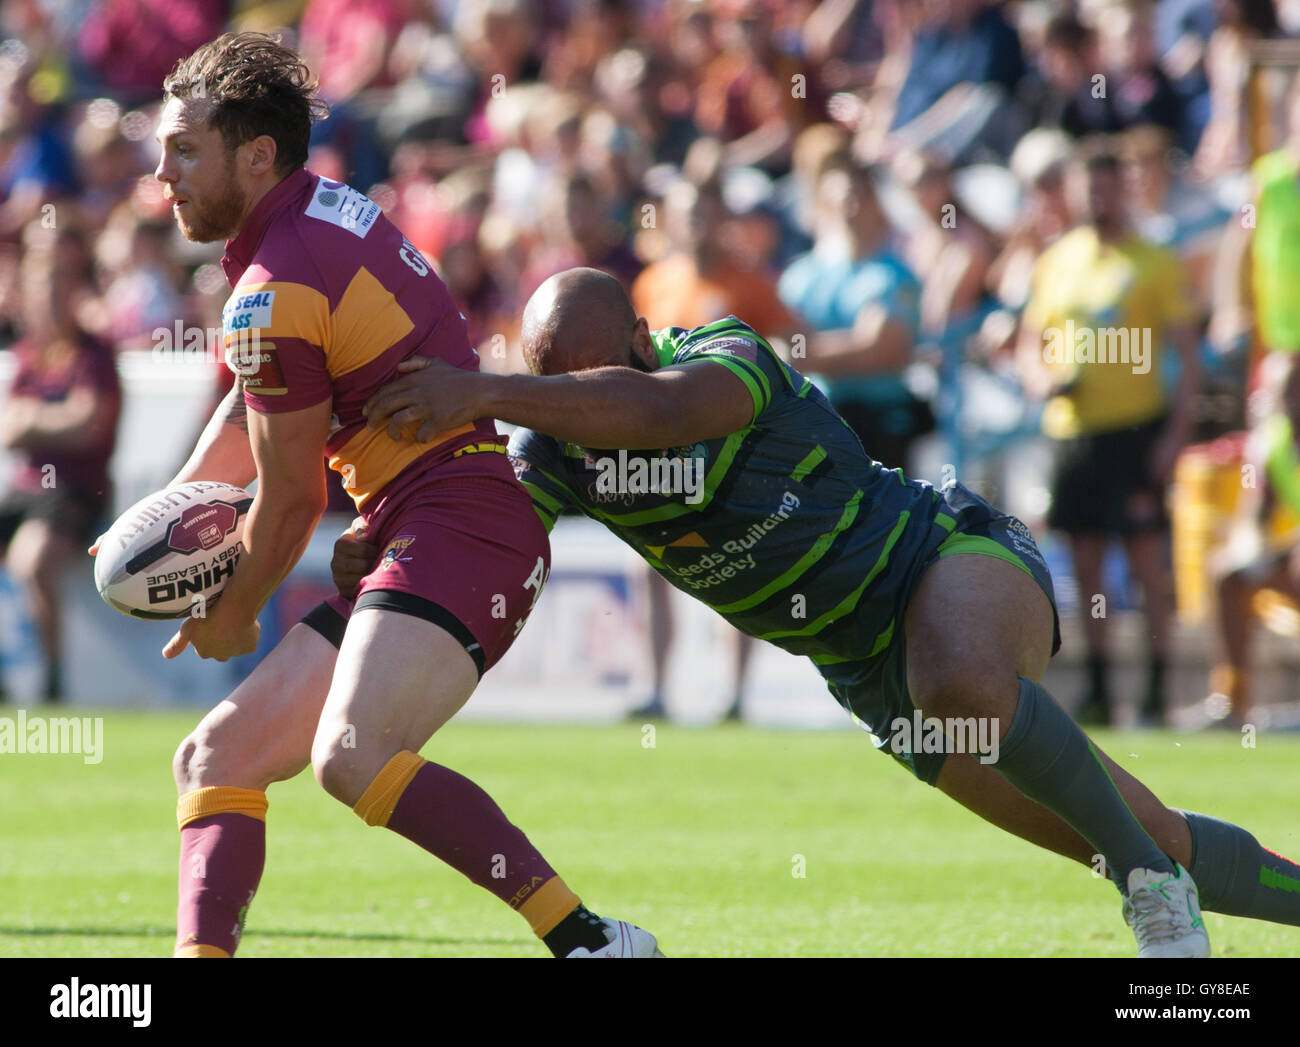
left=346, top=266, right=1300, bottom=956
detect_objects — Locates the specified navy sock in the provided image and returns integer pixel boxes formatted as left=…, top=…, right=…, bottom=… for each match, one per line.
left=1178, top=810, right=1300, bottom=926
left=997, top=678, right=1175, bottom=892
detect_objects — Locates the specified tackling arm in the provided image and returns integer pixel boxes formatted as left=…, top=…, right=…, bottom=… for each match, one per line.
left=365, top=358, right=757, bottom=448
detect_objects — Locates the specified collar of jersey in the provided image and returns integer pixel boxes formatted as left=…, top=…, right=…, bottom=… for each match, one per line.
left=222, top=167, right=315, bottom=284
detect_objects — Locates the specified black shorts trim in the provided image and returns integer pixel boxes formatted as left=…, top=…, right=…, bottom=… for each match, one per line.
left=301, top=601, right=348, bottom=648
left=299, top=594, right=487, bottom=677
left=354, top=590, right=486, bottom=677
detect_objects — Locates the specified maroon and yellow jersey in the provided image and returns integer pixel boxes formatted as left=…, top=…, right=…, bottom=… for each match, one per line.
left=219, top=167, right=500, bottom=512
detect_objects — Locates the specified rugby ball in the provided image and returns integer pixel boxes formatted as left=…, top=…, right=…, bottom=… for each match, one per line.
left=94, top=481, right=252, bottom=620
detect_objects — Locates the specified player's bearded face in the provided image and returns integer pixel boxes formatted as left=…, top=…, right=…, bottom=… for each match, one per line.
left=175, top=150, right=248, bottom=243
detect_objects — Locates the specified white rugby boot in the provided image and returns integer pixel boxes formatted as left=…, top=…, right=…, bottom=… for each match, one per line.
left=1123, top=864, right=1210, bottom=957
left=566, top=918, right=665, bottom=958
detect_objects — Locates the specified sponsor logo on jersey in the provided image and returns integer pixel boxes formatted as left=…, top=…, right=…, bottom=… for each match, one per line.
left=224, top=338, right=288, bottom=393
left=720, top=491, right=800, bottom=554
left=671, top=551, right=759, bottom=590
left=305, top=179, right=381, bottom=238
left=222, top=289, right=276, bottom=334
left=380, top=534, right=417, bottom=569
left=1005, top=518, right=1042, bottom=563
left=695, top=335, right=759, bottom=363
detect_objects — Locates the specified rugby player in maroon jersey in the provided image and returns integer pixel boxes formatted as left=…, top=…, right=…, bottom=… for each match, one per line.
left=91, top=32, right=658, bottom=958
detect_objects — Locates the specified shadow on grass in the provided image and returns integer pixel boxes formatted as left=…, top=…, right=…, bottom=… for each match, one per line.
left=0, top=924, right=528, bottom=948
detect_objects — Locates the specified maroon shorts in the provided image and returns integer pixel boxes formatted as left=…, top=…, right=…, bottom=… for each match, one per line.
left=301, top=451, right=550, bottom=676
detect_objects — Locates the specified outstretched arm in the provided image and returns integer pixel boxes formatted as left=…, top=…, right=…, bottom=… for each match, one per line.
left=364, top=358, right=756, bottom=448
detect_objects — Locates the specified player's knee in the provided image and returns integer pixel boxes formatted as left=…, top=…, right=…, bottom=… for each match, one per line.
left=310, top=734, right=367, bottom=807
left=175, top=718, right=296, bottom=793
left=173, top=734, right=205, bottom=793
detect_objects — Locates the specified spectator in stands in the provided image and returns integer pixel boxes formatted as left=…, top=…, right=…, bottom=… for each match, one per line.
left=1212, top=71, right=1300, bottom=467
left=1210, top=355, right=1300, bottom=729
left=630, top=173, right=794, bottom=722
left=693, top=0, right=819, bottom=172
left=632, top=176, right=795, bottom=338
left=0, top=227, right=120, bottom=702
left=454, top=0, right=543, bottom=148
left=988, top=127, right=1074, bottom=310
left=70, top=99, right=142, bottom=233
left=593, top=46, right=697, bottom=168
left=76, top=0, right=227, bottom=107
left=778, top=160, right=927, bottom=471
left=1192, top=0, right=1279, bottom=179
left=869, top=0, right=1027, bottom=162
left=891, top=146, right=997, bottom=348
left=1094, top=2, right=1186, bottom=140
left=1017, top=11, right=1112, bottom=139
left=1120, top=123, right=1228, bottom=301
left=770, top=121, right=851, bottom=265
left=439, top=215, right=512, bottom=363
left=578, top=107, right=647, bottom=232
left=299, top=0, right=414, bottom=188
left=92, top=209, right=184, bottom=353
left=1016, top=138, right=1203, bottom=727
left=521, top=171, right=641, bottom=300
left=0, top=66, right=78, bottom=238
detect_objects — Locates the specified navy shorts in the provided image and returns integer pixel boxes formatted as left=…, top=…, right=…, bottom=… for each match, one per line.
left=821, top=483, right=1061, bottom=785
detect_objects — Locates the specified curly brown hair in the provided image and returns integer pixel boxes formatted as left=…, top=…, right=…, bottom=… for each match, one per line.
left=163, top=32, right=330, bottom=174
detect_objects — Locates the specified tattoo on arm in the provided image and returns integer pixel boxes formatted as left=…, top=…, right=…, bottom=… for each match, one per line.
left=225, top=378, right=249, bottom=434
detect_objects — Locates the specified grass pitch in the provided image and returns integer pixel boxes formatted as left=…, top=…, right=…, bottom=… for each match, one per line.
left=1, top=712, right=1297, bottom=958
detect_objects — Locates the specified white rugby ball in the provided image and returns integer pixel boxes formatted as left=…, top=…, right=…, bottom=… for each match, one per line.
left=94, top=481, right=252, bottom=620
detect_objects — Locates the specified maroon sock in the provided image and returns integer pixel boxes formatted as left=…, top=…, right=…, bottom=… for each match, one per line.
left=386, top=761, right=559, bottom=910
left=176, top=814, right=265, bottom=956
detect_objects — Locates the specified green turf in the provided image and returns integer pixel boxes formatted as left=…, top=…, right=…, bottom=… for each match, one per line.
left=1, top=712, right=1297, bottom=957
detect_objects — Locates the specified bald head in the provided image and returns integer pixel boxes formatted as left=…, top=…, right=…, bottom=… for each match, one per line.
left=521, top=267, right=643, bottom=376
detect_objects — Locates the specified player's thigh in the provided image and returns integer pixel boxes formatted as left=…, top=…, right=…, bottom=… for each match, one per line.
left=311, top=607, right=479, bottom=803
left=174, top=623, right=338, bottom=793
left=904, top=553, right=1055, bottom=721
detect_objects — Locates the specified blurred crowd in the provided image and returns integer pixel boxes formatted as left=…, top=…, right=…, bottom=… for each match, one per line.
left=2, top=0, right=1300, bottom=720
left=0, top=0, right=1273, bottom=374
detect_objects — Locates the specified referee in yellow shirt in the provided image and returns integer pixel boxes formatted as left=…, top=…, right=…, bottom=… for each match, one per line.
left=1018, top=137, right=1203, bottom=727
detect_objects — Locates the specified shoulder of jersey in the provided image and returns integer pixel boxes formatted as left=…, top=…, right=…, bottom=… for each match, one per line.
left=299, top=177, right=386, bottom=241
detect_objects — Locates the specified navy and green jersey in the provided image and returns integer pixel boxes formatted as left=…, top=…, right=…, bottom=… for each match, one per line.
left=507, top=317, right=962, bottom=668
